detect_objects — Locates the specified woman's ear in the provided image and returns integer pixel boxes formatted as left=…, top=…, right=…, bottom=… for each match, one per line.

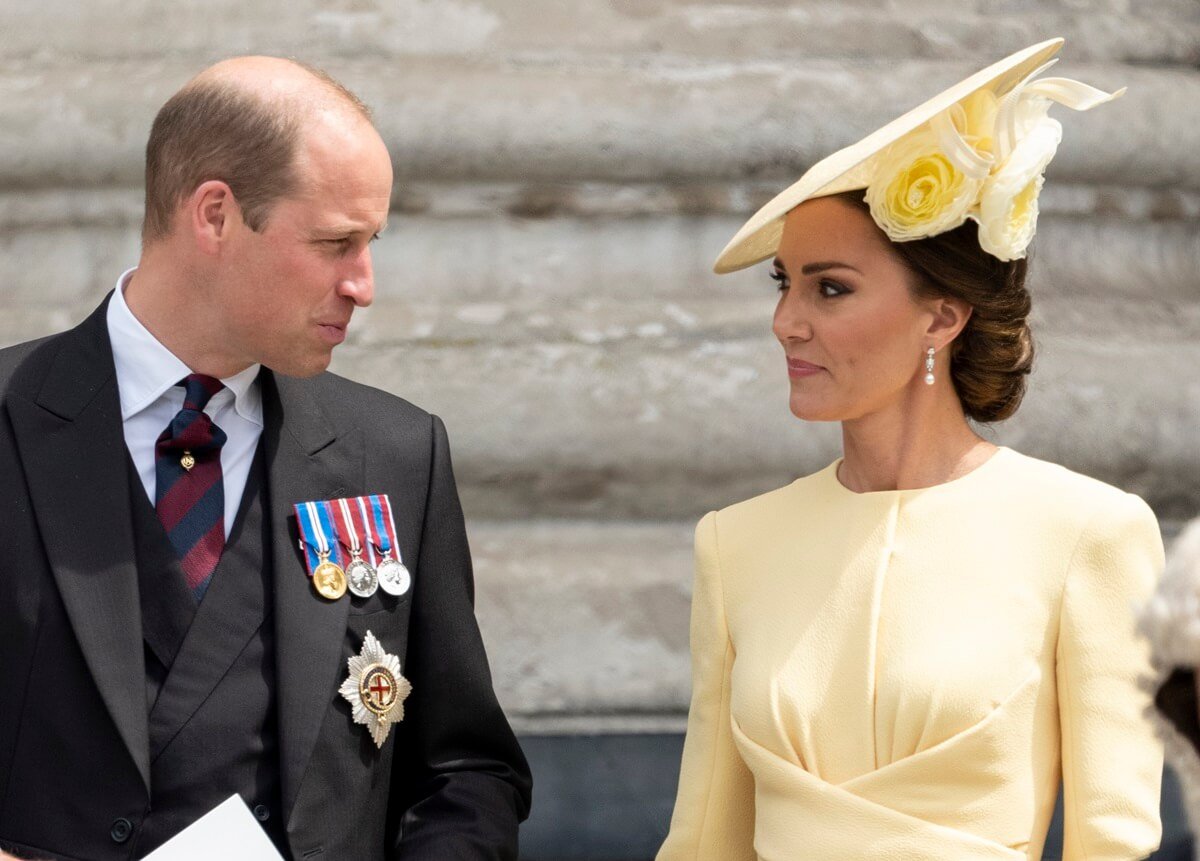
left=925, top=295, right=973, bottom=351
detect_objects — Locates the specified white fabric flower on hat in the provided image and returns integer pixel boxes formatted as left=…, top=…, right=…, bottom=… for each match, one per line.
left=977, top=115, right=1063, bottom=261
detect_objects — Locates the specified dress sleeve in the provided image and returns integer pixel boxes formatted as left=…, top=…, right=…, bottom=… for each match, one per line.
left=1057, top=492, right=1165, bottom=860
left=657, top=512, right=756, bottom=861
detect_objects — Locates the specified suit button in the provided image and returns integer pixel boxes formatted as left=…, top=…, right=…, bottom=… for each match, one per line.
left=110, top=817, right=134, bottom=843
left=253, top=804, right=270, bottom=822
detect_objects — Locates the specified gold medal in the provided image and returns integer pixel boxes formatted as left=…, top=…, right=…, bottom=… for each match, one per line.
left=313, top=556, right=347, bottom=600
left=181, top=450, right=195, bottom=471
left=303, top=500, right=347, bottom=601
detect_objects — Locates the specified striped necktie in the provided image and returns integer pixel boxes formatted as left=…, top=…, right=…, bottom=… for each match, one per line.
left=154, top=374, right=228, bottom=600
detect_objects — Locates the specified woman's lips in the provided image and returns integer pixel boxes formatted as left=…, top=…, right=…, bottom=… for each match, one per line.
left=786, top=357, right=824, bottom=378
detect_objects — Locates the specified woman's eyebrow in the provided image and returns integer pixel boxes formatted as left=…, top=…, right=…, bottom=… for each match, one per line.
left=800, top=261, right=862, bottom=275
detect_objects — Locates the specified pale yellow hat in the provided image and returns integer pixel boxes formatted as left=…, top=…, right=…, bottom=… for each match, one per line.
left=714, top=38, right=1124, bottom=273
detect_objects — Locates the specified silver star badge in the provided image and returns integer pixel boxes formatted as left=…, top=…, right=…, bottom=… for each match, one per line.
left=339, top=630, right=412, bottom=748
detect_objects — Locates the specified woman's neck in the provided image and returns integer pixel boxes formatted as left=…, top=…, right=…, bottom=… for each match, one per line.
left=836, top=388, right=996, bottom=493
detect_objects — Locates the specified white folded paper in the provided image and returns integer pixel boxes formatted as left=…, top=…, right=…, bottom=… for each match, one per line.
left=142, top=794, right=283, bottom=860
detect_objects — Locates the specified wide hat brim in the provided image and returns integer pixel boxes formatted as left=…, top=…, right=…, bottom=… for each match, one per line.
left=713, top=38, right=1066, bottom=274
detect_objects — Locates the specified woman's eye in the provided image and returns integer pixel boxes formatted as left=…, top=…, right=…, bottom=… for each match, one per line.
left=769, top=270, right=788, bottom=291
left=819, top=279, right=849, bottom=298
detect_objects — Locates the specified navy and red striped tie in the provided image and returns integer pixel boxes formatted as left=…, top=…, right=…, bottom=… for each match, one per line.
left=155, top=374, right=227, bottom=600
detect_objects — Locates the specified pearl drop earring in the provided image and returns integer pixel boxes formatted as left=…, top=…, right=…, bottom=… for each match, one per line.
left=924, top=347, right=935, bottom=386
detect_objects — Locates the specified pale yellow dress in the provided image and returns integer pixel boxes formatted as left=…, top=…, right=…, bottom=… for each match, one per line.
left=658, top=447, right=1164, bottom=860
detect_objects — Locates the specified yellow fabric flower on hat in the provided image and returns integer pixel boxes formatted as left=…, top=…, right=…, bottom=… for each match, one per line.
left=865, top=90, right=1000, bottom=243
left=865, top=129, right=984, bottom=242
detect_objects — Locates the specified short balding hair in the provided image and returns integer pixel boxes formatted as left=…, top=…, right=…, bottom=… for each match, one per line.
left=141, top=61, right=373, bottom=243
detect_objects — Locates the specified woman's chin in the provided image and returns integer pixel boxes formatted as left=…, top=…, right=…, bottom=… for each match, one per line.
left=788, top=396, right=844, bottom=423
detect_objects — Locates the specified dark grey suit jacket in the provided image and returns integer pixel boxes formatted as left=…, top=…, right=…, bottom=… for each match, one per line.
left=0, top=297, right=531, bottom=860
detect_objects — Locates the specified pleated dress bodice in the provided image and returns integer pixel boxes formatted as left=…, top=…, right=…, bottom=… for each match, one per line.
left=659, top=447, right=1164, bottom=861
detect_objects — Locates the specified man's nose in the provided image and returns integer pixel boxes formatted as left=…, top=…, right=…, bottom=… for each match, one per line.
left=339, top=247, right=375, bottom=307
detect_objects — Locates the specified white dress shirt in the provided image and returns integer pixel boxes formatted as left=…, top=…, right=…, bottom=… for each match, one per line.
left=106, top=268, right=264, bottom=539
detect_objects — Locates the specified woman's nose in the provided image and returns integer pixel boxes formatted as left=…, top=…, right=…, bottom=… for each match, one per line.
left=773, top=292, right=814, bottom=343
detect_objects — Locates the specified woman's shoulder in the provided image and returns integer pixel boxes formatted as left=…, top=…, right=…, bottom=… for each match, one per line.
left=997, top=448, right=1155, bottom=524
left=706, top=461, right=838, bottom=529
left=693, top=467, right=838, bottom=587
left=990, top=451, right=1162, bottom=581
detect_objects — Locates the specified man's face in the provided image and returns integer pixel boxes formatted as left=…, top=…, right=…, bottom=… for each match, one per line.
left=216, top=112, right=393, bottom=377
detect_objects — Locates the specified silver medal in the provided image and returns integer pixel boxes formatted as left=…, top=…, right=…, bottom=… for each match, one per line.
left=337, top=497, right=379, bottom=599
left=346, top=558, right=379, bottom=598
left=376, top=557, right=411, bottom=596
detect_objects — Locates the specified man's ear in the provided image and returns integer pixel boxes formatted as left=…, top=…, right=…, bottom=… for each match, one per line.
left=925, top=295, right=973, bottom=352
left=187, top=180, right=241, bottom=255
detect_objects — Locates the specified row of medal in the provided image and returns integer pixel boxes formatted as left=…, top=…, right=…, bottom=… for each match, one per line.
left=294, top=494, right=411, bottom=601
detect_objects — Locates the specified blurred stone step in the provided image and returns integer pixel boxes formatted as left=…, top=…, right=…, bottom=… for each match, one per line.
left=471, top=519, right=695, bottom=722
left=1, top=192, right=1196, bottom=308
left=3, top=0, right=1199, bottom=66
left=3, top=290, right=1196, bottom=519
left=1, top=57, right=1197, bottom=187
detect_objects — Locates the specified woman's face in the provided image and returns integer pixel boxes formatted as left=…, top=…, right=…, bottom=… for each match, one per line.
left=771, top=196, right=949, bottom=423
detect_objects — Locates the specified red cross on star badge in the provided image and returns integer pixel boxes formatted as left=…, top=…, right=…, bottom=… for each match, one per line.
left=339, top=630, right=412, bottom=748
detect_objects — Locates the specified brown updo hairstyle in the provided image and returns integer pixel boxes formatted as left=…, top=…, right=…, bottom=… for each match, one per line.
left=836, top=191, right=1034, bottom=423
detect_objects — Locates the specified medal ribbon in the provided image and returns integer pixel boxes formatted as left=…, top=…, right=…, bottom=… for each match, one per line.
left=367, top=494, right=403, bottom=563
left=380, top=495, right=405, bottom=565
left=295, top=500, right=345, bottom=574
left=295, top=501, right=322, bottom=574
left=354, top=496, right=379, bottom=566
left=332, top=497, right=365, bottom=560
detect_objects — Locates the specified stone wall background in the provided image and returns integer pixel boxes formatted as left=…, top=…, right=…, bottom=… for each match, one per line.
left=2, top=1, right=1198, bottom=743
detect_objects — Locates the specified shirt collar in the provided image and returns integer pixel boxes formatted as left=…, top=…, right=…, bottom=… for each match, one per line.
left=106, top=267, right=263, bottom=426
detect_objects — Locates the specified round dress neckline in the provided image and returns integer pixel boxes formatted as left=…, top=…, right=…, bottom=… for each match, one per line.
left=823, top=445, right=1013, bottom=498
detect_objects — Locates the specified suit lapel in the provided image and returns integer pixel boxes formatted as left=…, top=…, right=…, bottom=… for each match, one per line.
left=263, top=371, right=364, bottom=820
left=6, top=298, right=151, bottom=792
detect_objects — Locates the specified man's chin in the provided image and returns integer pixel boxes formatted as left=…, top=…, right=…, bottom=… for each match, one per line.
left=266, top=352, right=334, bottom=379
